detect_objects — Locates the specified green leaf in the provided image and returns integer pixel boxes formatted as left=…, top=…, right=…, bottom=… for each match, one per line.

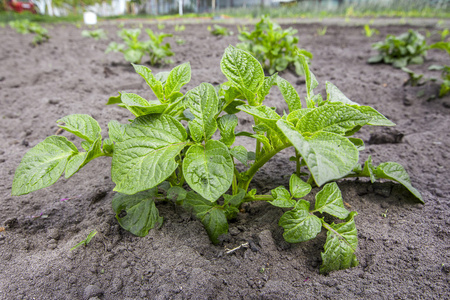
left=185, top=83, right=219, bottom=142
left=314, top=182, right=349, bottom=219
left=112, top=189, right=163, bottom=237
left=217, top=114, right=238, bottom=147
left=351, top=106, right=395, bottom=127
left=374, top=162, right=424, bottom=203
left=57, top=114, right=101, bottom=144
left=102, top=138, right=114, bottom=154
left=220, top=45, right=264, bottom=104
left=277, top=120, right=359, bottom=186
left=124, top=49, right=144, bottom=64
left=348, top=138, right=365, bottom=151
left=320, top=212, right=359, bottom=274
left=112, top=114, right=187, bottom=195
left=257, top=74, right=278, bottom=104
left=120, top=93, right=168, bottom=117
left=298, top=104, right=368, bottom=135
left=132, top=64, right=164, bottom=101
left=230, top=145, right=249, bottom=166
left=289, top=174, right=311, bottom=198
left=223, top=188, right=246, bottom=207
left=276, top=75, right=302, bottom=112
left=183, top=140, right=234, bottom=201
left=270, top=186, right=296, bottom=208
left=108, top=120, right=126, bottom=143
left=12, top=136, right=78, bottom=196
left=358, top=155, right=376, bottom=182
left=299, top=53, right=318, bottom=106
left=326, top=82, right=359, bottom=105
left=70, top=230, right=98, bottom=251
left=65, top=137, right=103, bottom=178
left=183, top=191, right=228, bottom=244
left=164, top=62, right=191, bottom=100
left=279, top=200, right=322, bottom=243
left=167, top=186, right=187, bottom=202
left=107, top=93, right=122, bottom=105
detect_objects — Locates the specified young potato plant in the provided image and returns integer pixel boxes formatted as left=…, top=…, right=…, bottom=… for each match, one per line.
left=428, top=41, right=450, bottom=97
left=12, top=46, right=423, bottom=274
left=9, top=19, right=50, bottom=45
left=81, top=28, right=108, bottom=40
left=369, top=29, right=428, bottom=68
left=208, top=24, right=233, bottom=36
left=106, top=28, right=173, bottom=65
left=237, top=15, right=312, bottom=76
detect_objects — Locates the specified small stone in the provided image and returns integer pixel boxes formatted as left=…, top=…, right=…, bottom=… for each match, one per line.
left=403, top=95, right=413, bottom=106
left=83, top=285, right=103, bottom=300
left=48, top=99, right=60, bottom=105
left=229, top=227, right=240, bottom=236
left=442, top=100, right=450, bottom=109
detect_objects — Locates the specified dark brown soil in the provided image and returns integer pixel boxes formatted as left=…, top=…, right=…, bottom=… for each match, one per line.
left=1, top=18, right=449, bottom=300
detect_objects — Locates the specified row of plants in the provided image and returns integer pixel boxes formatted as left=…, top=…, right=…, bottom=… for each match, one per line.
left=12, top=44, right=424, bottom=274
left=8, top=19, right=50, bottom=45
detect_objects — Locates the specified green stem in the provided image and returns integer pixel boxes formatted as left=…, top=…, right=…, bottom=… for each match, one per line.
left=295, top=150, right=301, bottom=177
left=238, top=143, right=290, bottom=192
left=244, top=194, right=274, bottom=202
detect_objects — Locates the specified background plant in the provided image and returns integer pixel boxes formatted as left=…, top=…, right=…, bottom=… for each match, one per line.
left=12, top=46, right=423, bottom=274
left=106, top=27, right=173, bottom=65
left=363, top=24, right=379, bottom=37
left=428, top=41, right=450, bottom=97
left=9, top=19, right=50, bottom=45
left=368, top=29, right=428, bottom=68
left=237, top=15, right=312, bottom=76
left=81, top=28, right=108, bottom=40
left=208, top=24, right=233, bottom=36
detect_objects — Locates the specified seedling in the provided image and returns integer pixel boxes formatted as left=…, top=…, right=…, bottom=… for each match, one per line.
left=316, top=26, right=327, bottom=36
left=363, top=24, right=379, bottom=37
left=106, top=28, right=173, bottom=65
left=174, top=24, right=185, bottom=32
left=12, top=47, right=423, bottom=274
left=237, top=15, right=312, bottom=76
left=402, top=67, right=426, bottom=86
left=369, top=30, right=428, bottom=68
left=81, top=29, right=108, bottom=40
left=70, top=230, right=98, bottom=251
left=208, top=24, right=233, bottom=36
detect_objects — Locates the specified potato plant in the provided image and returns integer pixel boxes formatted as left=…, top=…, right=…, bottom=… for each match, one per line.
left=12, top=46, right=423, bottom=274
left=208, top=24, right=233, bottom=36
left=237, top=15, right=312, bottom=76
left=428, top=41, right=450, bottom=97
left=9, top=19, right=50, bottom=45
left=81, top=29, right=108, bottom=40
left=106, top=28, right=173, bottom=65
left=368, top=29, right=428, bottom=68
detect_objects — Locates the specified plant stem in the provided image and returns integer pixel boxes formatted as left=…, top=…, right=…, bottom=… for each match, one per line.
left=238, top=143, right=290, bottom=192
left=244, top=194, right=274, bottom=202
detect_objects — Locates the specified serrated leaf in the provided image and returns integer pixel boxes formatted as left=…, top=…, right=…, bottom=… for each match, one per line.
left=65, top=137, right=103, bottom=178
left=289, top=174, right=311, bottom=198
left=270, top=186, right=296, bottom=208
left=57, top=114, right=101, bottom=143
left=164, top=62, right=191, bottom=100
left=12, top=136, right=78, bottom=196
left=277, top=120, right=359, bottom=186
left=185, top=83, right=219, bottom=142
left=276, top=75, right=302, bottom=112
left=279, top=200, right=322, bottom=243
left=314, top=182, right=349, bottom=219
left=182, top=140, right=234, bottom=201
left=374, top=162, right=423, bottom=203
left=298, top=104, right=368, bottom=135
left=108, top=120, right=126, bottom=143
left=112, top=114, right=187, bottom=195
left=112, top=189, right=163, bottom=237
left=220, top=45, right=264, bottom=104
left=320, top=212, right=359, bottom=274
left=132, top=64, right=164, bottom=100
left=217, top=114, right=238, bottom=147
left=120, top=93, right=168, bottom=117
left=230, top=145, right=249, bottom=166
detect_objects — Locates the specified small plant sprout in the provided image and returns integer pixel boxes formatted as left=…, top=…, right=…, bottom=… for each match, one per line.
left=81, top=28, right=108, bottom=40
left=316, top=26, right=327, bottom=36
left=208, top=24, right=233, bottom=36
left=381, top=209, right=388, bottom=218
left=174, top=24, right=185, bottom=32
left=70, top=230, right=98, bottom=251
left=428, top=41, right=450, bottom=97
left=9, top=19, right=50, bottom=45
left=12, top=46, right=423, bottom=274
left=363, top=24, right=379, bottom=38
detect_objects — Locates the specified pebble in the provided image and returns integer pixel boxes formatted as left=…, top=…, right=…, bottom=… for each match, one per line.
left=442, top=99, right=450, bottom=109
left=83, top=285, right=103, bottom=300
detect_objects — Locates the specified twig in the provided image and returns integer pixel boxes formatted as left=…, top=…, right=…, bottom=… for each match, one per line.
left=225, top=242, right=249, bottom=254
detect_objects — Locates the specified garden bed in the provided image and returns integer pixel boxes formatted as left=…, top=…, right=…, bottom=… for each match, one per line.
left=0, top=19, right=449, bottom=299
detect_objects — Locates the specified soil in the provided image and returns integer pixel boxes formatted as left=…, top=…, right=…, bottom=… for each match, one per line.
left=1, top=18, right=449, bottom=300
